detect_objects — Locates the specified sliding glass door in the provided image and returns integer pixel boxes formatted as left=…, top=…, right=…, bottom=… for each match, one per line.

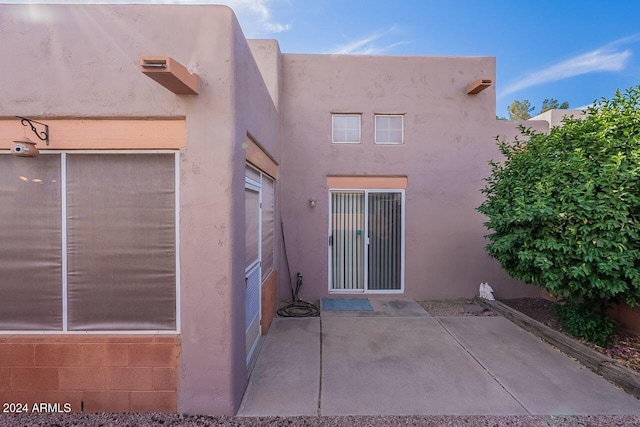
left=330, top=190, right=404, bottom=292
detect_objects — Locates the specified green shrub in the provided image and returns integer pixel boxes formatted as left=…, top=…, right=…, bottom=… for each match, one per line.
left=478, top=86, right=640, bottom=345
left=554, top=299, right=615, bottom=347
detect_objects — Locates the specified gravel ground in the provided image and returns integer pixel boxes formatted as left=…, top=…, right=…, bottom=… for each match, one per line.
left=417, top=299, right=497, bottom=317
left=2, top=413, right=640, bottom=427
left=500, top=298, right=560, bottom=329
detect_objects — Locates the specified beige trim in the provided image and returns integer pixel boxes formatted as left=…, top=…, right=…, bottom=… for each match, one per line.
left=140, top=57, right=199, bottom=95
left=245, top=137, right=278, bottom=179
left=0, top=119, right=186, bottom=150
left=260, top=270, right=277, bottom=335
left=327, top=176, right=408, bottom=189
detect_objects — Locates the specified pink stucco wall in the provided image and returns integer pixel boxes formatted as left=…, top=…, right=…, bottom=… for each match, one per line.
left=279, top=54, right=548, bottom=300
left=0, top=4, right=280, bottom=415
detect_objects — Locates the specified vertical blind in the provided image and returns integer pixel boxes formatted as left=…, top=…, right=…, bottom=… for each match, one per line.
left=368, top=193, right=402, bottom=290
left=0, top=155, right=63, bottom=330
left=66, top=154, right=176, bottom=330
left=331, top=192, right=365, bottom=290
left=245, top=263, right=261, bottom=332
left=245, top=187, right=260, bottom=267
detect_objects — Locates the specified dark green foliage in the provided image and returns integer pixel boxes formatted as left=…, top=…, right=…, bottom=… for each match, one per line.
left=479, top=86, right=640, bottom=344
left=555, top=300, right=615, bottom=347
left=541, top=98, right=570, bottom=113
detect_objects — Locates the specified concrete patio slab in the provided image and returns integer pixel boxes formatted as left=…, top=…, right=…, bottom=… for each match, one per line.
left=320, top=316, right=526, bottom=415
left=239, top=300, right=640, bottom=417
left=438, top=317, right=640, bottom=415
left=237, top=317, right=320, bottom=416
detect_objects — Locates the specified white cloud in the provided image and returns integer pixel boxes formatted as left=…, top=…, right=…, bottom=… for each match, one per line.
left=501, top=38, right=635, bottom=97
left=328, top=26, right=410, bottom=55
left=3, top=0, right=290, bottom=36
left=219, top=0, right=290, bottom=35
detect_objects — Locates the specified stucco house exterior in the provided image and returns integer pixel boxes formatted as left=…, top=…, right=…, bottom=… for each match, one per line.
left=0, top=4, right=549, bottom=415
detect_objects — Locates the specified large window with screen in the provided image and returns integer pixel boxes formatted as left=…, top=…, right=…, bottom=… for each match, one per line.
left=0, top=152, right=178, bottom=332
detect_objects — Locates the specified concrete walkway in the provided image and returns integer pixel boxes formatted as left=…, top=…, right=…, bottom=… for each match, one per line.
left=237, top=299, right=640, bottom=416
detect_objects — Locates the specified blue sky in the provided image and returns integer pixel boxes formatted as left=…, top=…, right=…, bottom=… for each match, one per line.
left=7, top=0, right=640, bottom=117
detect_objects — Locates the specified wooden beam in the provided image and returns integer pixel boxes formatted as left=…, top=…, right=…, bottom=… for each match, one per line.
left=140, top=57, right=199, bottom=95
left=466, top=78, right=492, bottom=95
left=246, top=137, right=278, bottom=179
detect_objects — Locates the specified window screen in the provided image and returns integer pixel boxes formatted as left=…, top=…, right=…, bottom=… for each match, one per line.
left=66, top=154, right=176, bottom=330
left=0, top=155, right=62, bottom=330
left=332, top=114, right=361, bottom=143
left=261, top=175, right=275, bottom=280
left=245, top=164, right=261, bottom=184
left=375, top=115, right=404, bottom=144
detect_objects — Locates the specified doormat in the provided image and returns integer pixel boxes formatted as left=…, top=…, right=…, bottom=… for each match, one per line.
left=322, top=298, right=373, bottom=311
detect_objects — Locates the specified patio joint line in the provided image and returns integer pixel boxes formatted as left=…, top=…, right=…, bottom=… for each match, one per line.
left=434, top=317, right=531, bottom=415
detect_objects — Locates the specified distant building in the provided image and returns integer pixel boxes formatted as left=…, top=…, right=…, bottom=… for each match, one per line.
left=530, top=109, right=587, bottom=128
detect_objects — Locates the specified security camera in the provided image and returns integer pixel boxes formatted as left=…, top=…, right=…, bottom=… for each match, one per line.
left=11, top=139, right=39, bottom=157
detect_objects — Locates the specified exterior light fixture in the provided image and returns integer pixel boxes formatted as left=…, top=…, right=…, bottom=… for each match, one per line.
left=16, top=116, right=49, bottom=146
left=309, top=198, right=316, bottom=208
left=11, top=136, right=39, bottom=157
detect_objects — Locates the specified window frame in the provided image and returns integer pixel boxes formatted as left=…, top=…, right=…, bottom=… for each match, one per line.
left=374, top=114, right=404, bottom=145
left=0, top=150, right=180, bottom=334
left=332, top=114, right=362, bottom=144
left=327, top=188, right=405, bottom=294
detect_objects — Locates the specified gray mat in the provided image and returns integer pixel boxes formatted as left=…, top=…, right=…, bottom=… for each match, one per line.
left=322, top=298, right=373, bottom=311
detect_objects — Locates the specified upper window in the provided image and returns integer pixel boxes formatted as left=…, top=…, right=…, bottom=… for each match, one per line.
left=375, top=115, right=404, bottom=145
left=332, top=114, right=361, bottom=144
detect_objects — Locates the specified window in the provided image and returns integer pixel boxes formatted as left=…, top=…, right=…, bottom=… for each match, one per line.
left=375, top=115, right=404, bottom=144
left=0, top=152, right=178, bottom=332
left=332, top=114, right=361, bottom=143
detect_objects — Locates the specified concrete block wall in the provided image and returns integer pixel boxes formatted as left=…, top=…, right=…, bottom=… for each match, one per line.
left=0, top=336, right=179, bottom=413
